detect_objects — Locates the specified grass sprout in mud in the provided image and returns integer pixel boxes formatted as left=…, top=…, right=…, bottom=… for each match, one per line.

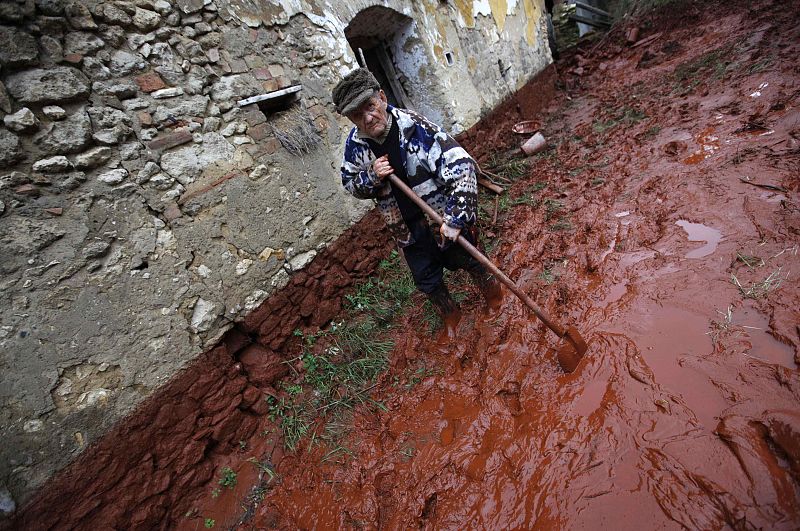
left=265, top=251, right=413, bottom=454
left=593, top=106, right=648, bottom=134
left=731, top=268, right=784, bottom=299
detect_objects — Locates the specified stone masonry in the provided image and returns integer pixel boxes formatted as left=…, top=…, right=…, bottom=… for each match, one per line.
left=0, top=0, right=552, bottom=517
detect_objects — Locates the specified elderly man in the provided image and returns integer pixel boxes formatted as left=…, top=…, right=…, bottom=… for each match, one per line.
left=332, top=68, right=501, bottom=336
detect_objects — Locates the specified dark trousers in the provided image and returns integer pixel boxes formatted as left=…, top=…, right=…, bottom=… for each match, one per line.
left=401, top=218, right=486, bottom=294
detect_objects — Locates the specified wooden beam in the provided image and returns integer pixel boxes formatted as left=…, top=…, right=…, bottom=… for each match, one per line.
left=574, top=1, right=611, bottom=18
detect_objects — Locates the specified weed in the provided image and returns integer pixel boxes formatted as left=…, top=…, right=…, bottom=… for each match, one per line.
left=673, top=45, right=735, bottom=93
left=268, top=396, right=312, bottom=451
left=642, top=126, right=661, bottom=139
left=544, top=198, right=564, bottom=221
left=485, top=153, right=529, bottom=181
left=210, top=488, right=220, bottom=498
left=399, top=446, right=415, bottom=460
left=746, top=57, right=773, bottom=75
left=731, top=268, right=783, bottom=299
left=539, top=268, right=556, bottom=284
left=735, top=252, right=764, bottom=271
left=283, top=383, right=303, bottom=396
left=345, top=250, right=415, bottom=323
left=591, top=178, right=606, bottom=187
left=204, top=518, right=215, bottom=528
left=218, top=466, right=237, bottom=490
left=238, top=440, right=247, bottom=451
left=550, top=217, right=573, bottom=232
left=405, top=365, right=442, bottom=389
left=593, top=107, right=648, bottom=134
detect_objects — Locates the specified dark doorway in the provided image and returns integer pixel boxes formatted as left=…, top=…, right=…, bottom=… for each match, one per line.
left=344, top=6, right=413, bottom=110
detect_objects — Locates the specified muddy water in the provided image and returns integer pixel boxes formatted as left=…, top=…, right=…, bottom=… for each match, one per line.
left=200, top=2, right=800, bottom=529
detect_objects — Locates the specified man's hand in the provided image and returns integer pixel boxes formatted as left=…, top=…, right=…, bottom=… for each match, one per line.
left=440, top=222, right=461, bottom=242
left=372, top=155, right=394, bottom=180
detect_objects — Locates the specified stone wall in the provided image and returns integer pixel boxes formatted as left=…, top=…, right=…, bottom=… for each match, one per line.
left=0, top=0, right=551, bottom=515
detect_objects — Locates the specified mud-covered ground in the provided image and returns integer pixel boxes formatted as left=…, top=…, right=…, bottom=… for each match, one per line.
left=189, top=1, right=800, bottom=528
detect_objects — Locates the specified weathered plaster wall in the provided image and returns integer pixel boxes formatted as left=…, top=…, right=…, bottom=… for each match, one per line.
left=0, top=0, right=550, bottom=514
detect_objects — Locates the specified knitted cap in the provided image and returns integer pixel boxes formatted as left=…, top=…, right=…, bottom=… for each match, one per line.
left=332, top=68, right=380, bottom=115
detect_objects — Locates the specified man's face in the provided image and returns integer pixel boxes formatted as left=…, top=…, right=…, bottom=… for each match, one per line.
left=346, top=90, right=389, bottom=138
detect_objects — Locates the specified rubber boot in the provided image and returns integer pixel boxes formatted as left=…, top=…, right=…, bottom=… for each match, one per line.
left=469, top=271, right=503, bottom=311
left=427, top=284, right=461, bottom=341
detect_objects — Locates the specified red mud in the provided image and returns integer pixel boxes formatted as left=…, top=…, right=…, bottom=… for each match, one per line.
left=6, top=0, right=800, bottom=529
left=243, top=1, right=800, bottom=529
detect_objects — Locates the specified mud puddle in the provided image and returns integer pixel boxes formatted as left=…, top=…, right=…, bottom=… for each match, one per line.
left=188, top=1, right=800, bottom=528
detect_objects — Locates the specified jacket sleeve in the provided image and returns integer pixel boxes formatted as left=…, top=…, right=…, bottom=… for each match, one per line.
left=429, top=131, right=478, bottom=229
left=340, top=130, right=387, bottom=200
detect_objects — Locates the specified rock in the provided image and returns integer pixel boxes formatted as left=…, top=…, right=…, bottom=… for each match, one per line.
left=0, top=26, right=39, bottom=68
left=123, top=98, right=150, bottom=111
left=35, top=0, right=65, bottom=16
left=99, top=25, right=126, bottom=48
left=34, top=108, right=92, bottom=155
left=0, top=82, right=10, bottom=114
left=82, top=240, right=111, bottom=259
left=152, top=95, right=209, bottom=125
left=3, top=108, right=39, bottom=133
left=39, top=35, right=64, bottom=65
left=176, top=0, right=205, bottom=14
left=42, top=105, right=66, bottom=120
left=88, top=106, right=131, bottom=130
left=137, top=161, right=160, bottom=184
left=134, top=71, right=166, bottom=93
left=0, top=200, right=4, bottom=215
left=203, top=117, right=221, bottom=132
left=0, top=485, right=15, bottom=516
left=160, top=132, right=234, bottom=185
left=210, top=74, right=262, bottom=102
left=289, top=250, right=317, bottom=271
left=5, top=66, right=90, bottom=104
left=154, top=0, right=172, bottom=15
left=146, top=129, right=193, bottom=151
left=32, top=156, right=71, bottom=173
left=190, top=298, right=218, bottom=332
left=81, top=57, right=111, bottom=80
left=55, top=171, right=86, bottom=191
left=100, top=3, right=132, bottom=25
left=93, top=125, right=132, bottom=145
left=148, top=172, right=174, bottom=190
left=65, top=2, right=97, bottom=29
left=64, top=32, right=105, bottom=55
left=109, top=50, right=146, bottom=77
left=151, top=87, right=184, bottom=99
left=92, top=79, right=138, bottom=99
left=0, top=130, right=22, bottom=169
left=97, top=169, right=128, bottom=185
left=73, top=147, right=112, bottom=169
left=133, top=7, right=161, bottom=31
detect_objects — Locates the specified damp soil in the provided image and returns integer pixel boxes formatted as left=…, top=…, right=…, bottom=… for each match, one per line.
left=192, top=1, right=800, bottom=528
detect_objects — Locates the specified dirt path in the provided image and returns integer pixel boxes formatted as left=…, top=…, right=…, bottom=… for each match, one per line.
left=188, top=1, right=800, bottom=528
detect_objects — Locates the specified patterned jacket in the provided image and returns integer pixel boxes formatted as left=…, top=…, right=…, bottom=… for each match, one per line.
left=340, top=105, right=478, bottom=246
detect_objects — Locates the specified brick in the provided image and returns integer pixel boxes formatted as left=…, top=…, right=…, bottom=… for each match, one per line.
left=262, top=79, right=279, bottom=93
left=267, top=64, right=284, bottom=77
left=248, top=123, right=269, bottom=141
left=276, top=76, right=292, bottom=89
left=243, top=108, right=266, bottom=127
left=45, top=207, right=63, bottom=216
left=264, top=137, right=281, bottom=155
left=146, top=129, right=193, bottom=151
left=63, top=53, right=83, bottom=65
left=244, top=54, right=265, bottom=69
left=137, top=111, right=153, bottom=126
left=253, top=67, right=272, bottom=81
left=135, top=71, right=166, bottom=93
left=163, top=202, right=182, bottom=221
